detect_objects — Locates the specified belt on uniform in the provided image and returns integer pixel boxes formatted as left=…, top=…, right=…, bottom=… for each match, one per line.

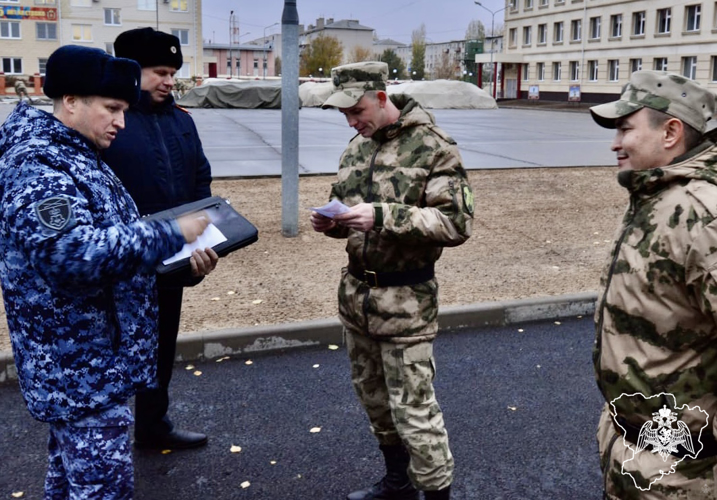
left=347, top=264, right=434, bottom=288
left=613, top=415, right=717, bottom=459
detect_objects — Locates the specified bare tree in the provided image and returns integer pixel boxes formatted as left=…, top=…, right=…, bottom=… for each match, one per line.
left=465, top=19, right=486, bottom=41
left=434, top=50, right=455, bottom=80
left=411, top=24, right=427, bottom=80
left=347, top=46, right=374, bottom=64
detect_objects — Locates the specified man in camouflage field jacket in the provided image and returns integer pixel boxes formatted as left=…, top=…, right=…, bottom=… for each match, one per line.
left=0, top=46, right=209, bottom=498
left=591, top=70, right=717, bottom=498
left=312, top=62, right=473, bottom=500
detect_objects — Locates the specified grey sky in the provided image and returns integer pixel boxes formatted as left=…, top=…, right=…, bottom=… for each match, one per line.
left=201, top=0, right=506, bottom=45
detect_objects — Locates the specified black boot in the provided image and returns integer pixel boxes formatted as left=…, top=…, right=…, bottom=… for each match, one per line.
left=346, top=444, right=419, bottom=500
left=423, top=486, right=450, bottom=500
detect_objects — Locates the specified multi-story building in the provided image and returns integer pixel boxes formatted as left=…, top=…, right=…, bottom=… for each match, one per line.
left=1, top=0, right=202, bottom=93
left=396, top=40, right=473, bottom=80
left=478, top=0, right=717, bottom=102
left=299, top=17, right=374, bottom=65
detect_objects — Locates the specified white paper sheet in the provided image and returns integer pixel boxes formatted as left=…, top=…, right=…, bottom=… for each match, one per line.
left=162, top=223, right=227, bottom=265
left=310, top=199, right=350, bottom=219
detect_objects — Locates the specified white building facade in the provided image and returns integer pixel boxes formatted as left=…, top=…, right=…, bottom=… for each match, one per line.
left=482, top=0, right=717, bottom=102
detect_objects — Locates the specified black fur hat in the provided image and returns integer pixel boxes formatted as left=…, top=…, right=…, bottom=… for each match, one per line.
left=43, top=45, right=141, bottom=105
left=114, top=27, right=183, bottom=69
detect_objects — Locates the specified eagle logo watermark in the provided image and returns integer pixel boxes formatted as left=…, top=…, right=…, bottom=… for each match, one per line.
left=610, top=392, right=709, bottom=492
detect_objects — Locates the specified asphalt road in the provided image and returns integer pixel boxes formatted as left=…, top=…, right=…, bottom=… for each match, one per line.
left=0, top=103, right=616, bottom=177
left=0, top=317, right=604, bottom=500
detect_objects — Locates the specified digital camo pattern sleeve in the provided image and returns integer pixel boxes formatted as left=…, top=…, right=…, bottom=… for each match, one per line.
left=3, top=161, right=185, bottom=289
left=373, top=141, right=473, bottom=246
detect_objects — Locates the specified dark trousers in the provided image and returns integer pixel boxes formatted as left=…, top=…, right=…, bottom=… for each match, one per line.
left=134, top=286, right=183, bottom=439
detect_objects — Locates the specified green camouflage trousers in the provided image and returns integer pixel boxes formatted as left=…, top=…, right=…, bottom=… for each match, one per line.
left=345, top=330, right=454, bottom=490
left=597, top=404, right=717, bottom=499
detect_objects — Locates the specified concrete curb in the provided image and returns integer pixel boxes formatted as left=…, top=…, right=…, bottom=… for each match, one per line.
left=0, top=291, right=597, bottom=384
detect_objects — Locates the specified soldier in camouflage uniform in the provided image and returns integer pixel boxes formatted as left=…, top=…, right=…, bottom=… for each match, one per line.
left=591, top=70, right=717, bottom=499
left=0, top=45, right=210, bottom=498
left=312, top=61, right=474, bottom=500
left=13, top=78, right=32, bottom=104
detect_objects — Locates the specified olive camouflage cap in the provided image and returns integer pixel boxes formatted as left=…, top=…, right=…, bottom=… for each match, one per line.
left=590, top=70, right=717, bottom=133
left=321, top=61, right=388, bottom=109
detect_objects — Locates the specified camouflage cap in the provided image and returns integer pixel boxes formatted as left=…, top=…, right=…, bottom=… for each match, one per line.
left=321, top=61, right=388, bottom=109
left=590, top=70, right=717, bottom=133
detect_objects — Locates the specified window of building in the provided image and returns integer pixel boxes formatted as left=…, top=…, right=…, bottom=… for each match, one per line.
left=509, top=0, right=517, bottom=9
left=525, top=0, right=533, bottom=8
left=170, top=0, right=188, bottom=12
left=2, top=57, right=22, bottom=74
left=589, top=16, right=600, bottom=39
left=571, top=19, right=581, bottom=41
left=0, top=21, right=20, bottom=39
left=657, top=8, right=671, bottom=34
left=608, top=59, right=619, bottom=81
left=537, top=62, right=545, bottom=81
left=177, top=64, right=189, bottom=78
left=610, top=14, right=622, bottom=38
left=654, top=57, right=668, bottom=71
left=522, top=63, right=529, bottom=80
left=633, top=11, right=645, bottom=36
left=553, top=61, right=561, bottom=81
left=509, top=28, right=517, bottom=47
left=712, top=56, right=717, bottom=82
left=685, top=5, right=701, bottom=32
left=36, top=22, right=56, bottom=40
left=714, top=2, right=717, bottom=29
left=105, top=43, right=114, bottom=55
left=630, top=58, right=642, bottom=73
left=38, top=57, right=48, bottom=75
left=538, top=23, right=547, bottom=44
left=539, top=0, right=548, bottom=5
left=682, top=56, right=697, bottom=79
left=523, top=25, right=532, bottom=45
left=588, top=60, right=598, bottom=81
left=72, top=24, right=92, bottom=42
left=104, top=8, right=121, bottom=26
left=554, top=21, right=564, bottom=42
left=70, top=0, right=91, bottom=6
left=172, top=29, right=189, bottom=45
left=569, top=61, right=579, bottom=81
left=137, top=0, right=156, bottom=10
left=34, top=0, right=57, bottom=5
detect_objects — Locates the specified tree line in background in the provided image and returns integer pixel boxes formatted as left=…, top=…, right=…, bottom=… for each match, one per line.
left=298, top=19, right=501, bottom=82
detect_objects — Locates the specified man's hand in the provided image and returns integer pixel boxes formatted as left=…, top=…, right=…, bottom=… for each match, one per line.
left=177, top=212, right=209, bottom=243
left=333, top=203, right=375, bottom=232
left=310, top=211, right=337, bottom=233
left=190, top=247, right=219, bottom=277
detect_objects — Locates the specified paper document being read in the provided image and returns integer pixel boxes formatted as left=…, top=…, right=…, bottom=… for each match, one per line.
left=311, top=199, right=350, bottom=219
left=162, top=223, right=227, bottom=265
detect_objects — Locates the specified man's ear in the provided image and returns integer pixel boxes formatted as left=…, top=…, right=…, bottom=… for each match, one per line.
left=376, top=91, right=388, bottom=106
left=62, top=95, right=79, bottom=113
left=663, top=118, right=684, bottom=150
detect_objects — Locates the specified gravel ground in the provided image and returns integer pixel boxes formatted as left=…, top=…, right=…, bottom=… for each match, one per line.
left=0, top=167, right=626, bottom=352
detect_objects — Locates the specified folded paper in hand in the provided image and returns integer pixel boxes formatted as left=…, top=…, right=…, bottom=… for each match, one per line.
left=311, top=199, right=350, bottom=219
left=162, top=223, right=227, bottom=266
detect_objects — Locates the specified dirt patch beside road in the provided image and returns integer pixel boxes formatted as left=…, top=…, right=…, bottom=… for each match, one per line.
left=0, top=168, right=626, bottom=352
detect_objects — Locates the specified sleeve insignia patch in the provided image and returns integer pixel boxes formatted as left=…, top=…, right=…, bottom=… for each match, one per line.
left=35, top=197, right=73, bottom=232
left=462, top=185, right=474, bottom=215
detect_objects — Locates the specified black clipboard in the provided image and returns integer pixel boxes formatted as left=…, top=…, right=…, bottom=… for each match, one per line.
left=144, top=196, right=258, bottom=276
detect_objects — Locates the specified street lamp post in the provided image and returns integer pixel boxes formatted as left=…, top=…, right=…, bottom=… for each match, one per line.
left=475, top=1, right=507, bottom=99
left=263, top=22, right=279, bottom=79
left=229, top=10, right=234, bottom=78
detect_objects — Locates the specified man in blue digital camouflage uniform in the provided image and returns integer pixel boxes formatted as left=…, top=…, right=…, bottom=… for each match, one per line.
left=0, top=45, right=211, bottom=498
left=313, top=61, right=473, bottom=500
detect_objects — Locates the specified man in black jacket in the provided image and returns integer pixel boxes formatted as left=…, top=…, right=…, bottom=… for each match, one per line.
left=103, top=27, right=218, bottom=450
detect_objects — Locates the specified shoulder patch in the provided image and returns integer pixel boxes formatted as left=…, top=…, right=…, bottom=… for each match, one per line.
left=35, top=197, right=73, bottom=232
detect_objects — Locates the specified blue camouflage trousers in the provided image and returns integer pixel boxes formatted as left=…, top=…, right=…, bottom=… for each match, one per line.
left=345, top=330, right=454, bottom=491
left=45, top=405, right=133, bottom=500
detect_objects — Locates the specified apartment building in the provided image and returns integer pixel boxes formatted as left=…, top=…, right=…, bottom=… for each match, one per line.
left=299, top=17, right=374, bottom=65
left=0, top=0, right=201, bottom=84
left=396, top=40, right=475, bottom=80
left=481, top=0, right=717, bottom=102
